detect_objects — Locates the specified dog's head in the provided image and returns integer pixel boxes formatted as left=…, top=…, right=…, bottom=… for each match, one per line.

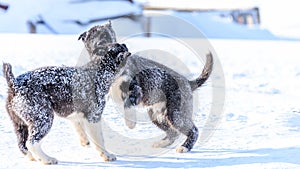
left=103, top=43, right=131, bottom=74
left=78, top=21, right=116, bottom=57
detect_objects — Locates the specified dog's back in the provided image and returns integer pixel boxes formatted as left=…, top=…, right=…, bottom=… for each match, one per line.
left=123, top=55, right=186, bottom=79
left=114, top=52, right=213, bottom=100
left=110, top=54, right=192, bottom=105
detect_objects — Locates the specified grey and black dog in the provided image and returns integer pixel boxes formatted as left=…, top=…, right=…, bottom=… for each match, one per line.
left=79, top=22, right=213, bottom=153
left=3, top=40, right=131, bottom=164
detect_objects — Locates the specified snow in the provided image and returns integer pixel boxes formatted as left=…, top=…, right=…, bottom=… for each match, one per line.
left=0, top=34, right=300, bottom=168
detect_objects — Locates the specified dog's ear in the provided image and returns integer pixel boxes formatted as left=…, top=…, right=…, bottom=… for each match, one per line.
left=107, top=20, right=112, bottom=27
left=78, top=31, right=87, bottom=41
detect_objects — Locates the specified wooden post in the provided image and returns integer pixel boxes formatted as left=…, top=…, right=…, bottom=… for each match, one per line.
left=145, top=16, right=151, bottom=37
left=27, top=21, right=37, bottom=33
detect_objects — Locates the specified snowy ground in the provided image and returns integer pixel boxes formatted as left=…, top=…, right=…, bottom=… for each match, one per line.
left=0, top=34, right=300, bottom=169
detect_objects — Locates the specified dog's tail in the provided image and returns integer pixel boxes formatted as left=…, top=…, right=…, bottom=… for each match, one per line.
left=189, top=52, right=213, bottom=91
left=3, top=62, right=16, bottom=92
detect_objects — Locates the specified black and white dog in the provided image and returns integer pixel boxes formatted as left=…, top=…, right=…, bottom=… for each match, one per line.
left=122, top=53, right=213, bottom=153
left=3, top=41, right=130, bottom=164
left=79, top=23, right=213, bottom=153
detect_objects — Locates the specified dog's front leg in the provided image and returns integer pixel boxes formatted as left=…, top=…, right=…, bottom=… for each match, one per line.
left=70, top=120, right=90, bottom=147
left=124, top=107, right=137, bottom=129
left=81, top=119, right=116, bottom=162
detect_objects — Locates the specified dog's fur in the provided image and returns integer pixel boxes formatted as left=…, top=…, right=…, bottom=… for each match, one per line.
left=3, top=42, right=130, bottom=164
left=79, top=23, right=213, bottom=153
left=123, top=53, right=213, bottom=153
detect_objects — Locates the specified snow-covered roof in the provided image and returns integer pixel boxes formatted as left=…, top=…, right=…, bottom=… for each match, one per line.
left=0, top=0, right=142, bottom=34
left=140, top=0, right=260, bottom=11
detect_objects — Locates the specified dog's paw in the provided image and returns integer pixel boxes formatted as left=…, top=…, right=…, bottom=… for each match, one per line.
left=39, top=157, right=58, bottom=165
left=25, top=152, right=36, bottom=161
left=176, top=146, right=189, bottom=153
left=80, top=139, right=90, bottom=147
left=124, top=107, right=137, bottom=129
left=152, top=139, right=172, bottom=148
left=101, top=153, right=117, bottom=162
left=125, top=119, right=136, bottom=129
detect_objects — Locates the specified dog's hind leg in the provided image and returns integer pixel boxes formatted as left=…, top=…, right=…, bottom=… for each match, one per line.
left=70, top=120, right=90, bottom=147
left=8, top=112, right=34, bottom=160
left=151, top=120, right=179, bottom=148
left=5, top=96, right=35, bottom=160
left=167, top=114, right=198, bottom=153
left=175, top=124, right=198, bottom=153
left=148, top=108, right=179, bottom=148
left=81, top=119, right=116, bottom=162
left=24, top=106, right=57, bottom=164
left=15, top=123, right=35, bottom=161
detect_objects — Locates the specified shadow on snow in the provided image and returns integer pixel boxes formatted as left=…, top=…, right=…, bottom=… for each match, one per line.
left=59, top=147, right=300, bottom=168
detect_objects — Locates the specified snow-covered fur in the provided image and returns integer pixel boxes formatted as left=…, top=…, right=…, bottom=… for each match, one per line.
left=121, top=53, right=213, bottom=152
left=79, top=23, right=214, bottom=153
left=3, top=43, right=131, bottom=164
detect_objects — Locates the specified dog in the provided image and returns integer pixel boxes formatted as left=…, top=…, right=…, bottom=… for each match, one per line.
left=122, top=53, right=213, bottom=153
left=3, top=42, right=131, bottom=164
left=79, top=22, right=213, bottom=153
